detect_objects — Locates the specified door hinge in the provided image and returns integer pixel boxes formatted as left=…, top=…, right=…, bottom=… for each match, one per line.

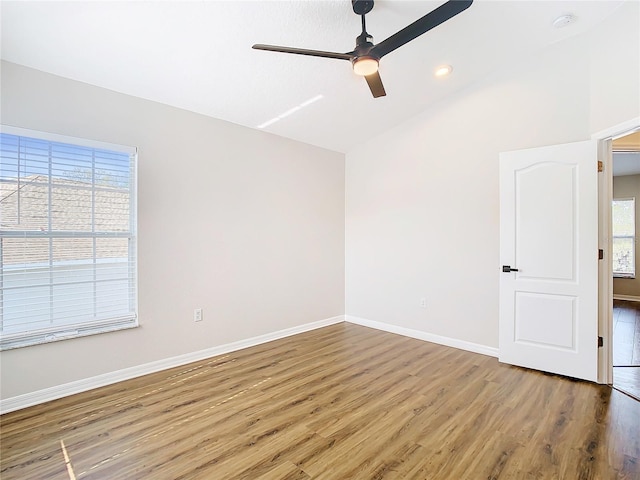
left=598, top=161, right=603, bottom=173
left=598, top=249, right=604, bottom=260
left=598, top=336, right=603, bottom=347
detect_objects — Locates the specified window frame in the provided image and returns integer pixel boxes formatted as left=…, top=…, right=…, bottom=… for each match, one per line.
left=0, top=125, right=138, bottom=350
left=612, top=196, right=636, bottom=279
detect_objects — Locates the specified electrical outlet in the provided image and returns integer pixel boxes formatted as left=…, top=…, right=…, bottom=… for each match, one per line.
left=194, top=308, right=203, bottom=322
left=420, top=298, right=427, bottom=308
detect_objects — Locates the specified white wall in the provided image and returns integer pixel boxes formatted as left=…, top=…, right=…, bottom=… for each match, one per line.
left=0, top=61, right=345, bottom=400
left=345, top=2, right=640, bottom=349
left=589, top=2, right=640, bottom=135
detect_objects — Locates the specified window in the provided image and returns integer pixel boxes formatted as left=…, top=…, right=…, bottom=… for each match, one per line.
left=0, top=127, right=137, bottom=350
left=612, top=197, right=635, bottom=278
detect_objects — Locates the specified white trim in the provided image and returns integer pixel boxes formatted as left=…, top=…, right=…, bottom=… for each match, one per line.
left=0, top=315, right=344, bottom=414
left=591, top=117, right=640, bottom=141
left=613, top=294, right=640, bottom=302
left=593, top=117, right=640, bottom=385
left=345, top=315, right=499, bottom=358
left=598, top=138, right=614, bottom=385
left=0, top=124, right=137, bottom=155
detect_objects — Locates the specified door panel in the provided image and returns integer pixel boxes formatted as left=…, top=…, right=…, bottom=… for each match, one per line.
left=516, top=163, right=576, bottom=281
left=499, top=140, right=598, bottom=382
left=514, top=292, right=575, bottom=349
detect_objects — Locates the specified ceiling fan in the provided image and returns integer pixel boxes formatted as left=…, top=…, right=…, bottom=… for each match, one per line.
left=253, top=0, right=473, bottom=98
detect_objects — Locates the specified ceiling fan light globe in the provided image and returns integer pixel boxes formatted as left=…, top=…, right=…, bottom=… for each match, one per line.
left=352, top=57, right=379, bottom=76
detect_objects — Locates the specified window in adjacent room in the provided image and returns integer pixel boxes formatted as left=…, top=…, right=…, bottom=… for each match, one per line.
left=0, top=126, right=138, bottom=350
left=612, top=197, right=635, bottom=278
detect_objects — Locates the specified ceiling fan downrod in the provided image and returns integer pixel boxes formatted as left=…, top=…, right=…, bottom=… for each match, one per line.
left=355, top=15, right=374, bottom=52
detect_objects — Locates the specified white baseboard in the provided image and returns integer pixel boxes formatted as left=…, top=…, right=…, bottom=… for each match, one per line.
left=0, top=315, right=344, bottom=414
left=1, top=314, right=498, bottom=414
left=613, top=294, right=640, bottom=302
left=345, top=315, right=499, bottom=358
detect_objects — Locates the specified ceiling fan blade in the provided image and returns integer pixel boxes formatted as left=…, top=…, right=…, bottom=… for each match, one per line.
left=252, top=44, right=352, bottom=61
left=371, top=0, right=473, bottom=59
left=365, top=71, right=386, bottom=98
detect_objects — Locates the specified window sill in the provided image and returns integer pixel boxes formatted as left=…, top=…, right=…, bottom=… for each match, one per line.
left=0, top=320, right=138, bottom=351
left=613, top=274, right=636, bottom=279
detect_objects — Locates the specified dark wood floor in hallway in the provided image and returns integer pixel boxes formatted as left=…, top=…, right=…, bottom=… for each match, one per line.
left=1, top=323, right=639, bottom=479
left=613, top=299, right=640, bottom=366
left=613, top=299, right=640, bottom=401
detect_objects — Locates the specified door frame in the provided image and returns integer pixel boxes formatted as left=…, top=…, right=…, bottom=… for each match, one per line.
left=592, top=116, right=640, bottom=384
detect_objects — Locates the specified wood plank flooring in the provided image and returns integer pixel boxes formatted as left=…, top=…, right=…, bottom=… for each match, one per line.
left=613, top=299, right=640, bottom=366
left=613, top=299, right=640, bottom=402
left=614, top=367, right=640, bottom=402
left=1, top=323, right=639, bottom=479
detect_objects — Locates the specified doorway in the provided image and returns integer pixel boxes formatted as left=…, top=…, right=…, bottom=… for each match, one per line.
left=611, top=131, right=640, bottom=400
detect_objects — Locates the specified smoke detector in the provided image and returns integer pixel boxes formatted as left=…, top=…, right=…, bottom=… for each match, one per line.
left=553, top=14, right=576, bottom=29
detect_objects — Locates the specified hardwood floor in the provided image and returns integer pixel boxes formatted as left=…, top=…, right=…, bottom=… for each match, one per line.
left=614, top=367, right=640, bottom=402
left=613, top=299, right=640, bottom=366
left=613, top=299, right=640, bottom=402
left=1, top=323, right=639, bottom=479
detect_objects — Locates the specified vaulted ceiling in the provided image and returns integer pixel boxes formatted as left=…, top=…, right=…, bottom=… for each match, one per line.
left=0, top=1, right=627, bottom=153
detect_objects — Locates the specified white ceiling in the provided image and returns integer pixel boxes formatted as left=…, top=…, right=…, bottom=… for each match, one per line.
left=613, top=152, right=640, bottom=177
left=0, top=0, right=627, bottom=153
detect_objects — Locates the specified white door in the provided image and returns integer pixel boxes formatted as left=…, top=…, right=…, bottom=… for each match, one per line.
left=499, top=140, right=599, bottom=382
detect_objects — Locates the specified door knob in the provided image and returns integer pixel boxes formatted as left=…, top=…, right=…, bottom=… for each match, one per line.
left=502, top=265, right=519, bottom=273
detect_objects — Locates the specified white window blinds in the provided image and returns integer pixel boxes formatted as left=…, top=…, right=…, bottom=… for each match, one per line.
left=612, top=197, right=636, bottom=278
left=0, top=127, right=138, bottom=350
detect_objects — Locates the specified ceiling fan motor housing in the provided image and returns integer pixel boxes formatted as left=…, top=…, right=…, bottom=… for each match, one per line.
left=352, top=0, right=374, bottom=15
